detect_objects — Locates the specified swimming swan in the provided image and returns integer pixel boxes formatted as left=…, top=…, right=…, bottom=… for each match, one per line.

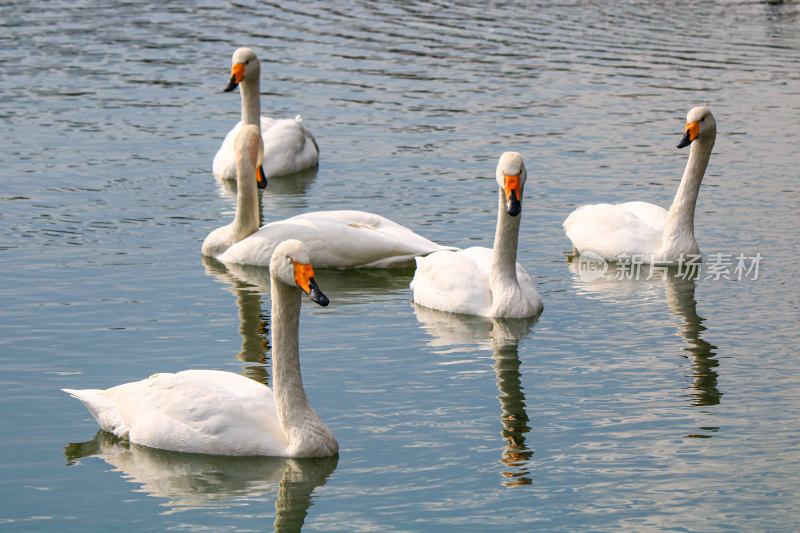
left=203, top=125, right=265, bottom=258
left=410, top=152, right=543, bottom=318
left=563, top=106, right=716, bottom=264
left=203, top=126, right=454, bottom=268
left=212, top=47, right=319, bottom=181
left=64, top=240, right=338, bottom=458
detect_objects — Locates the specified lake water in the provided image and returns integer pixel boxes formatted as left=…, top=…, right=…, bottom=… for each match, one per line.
left=1, top=1, right=799, bottom=531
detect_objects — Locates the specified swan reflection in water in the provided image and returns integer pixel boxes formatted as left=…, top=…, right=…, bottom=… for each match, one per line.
left=205, top=255, right=414, bottom=306
left=64, top=431, right=337, bottom=529
left=201, top=256, right=414, bottom=385
left=413, top=304, right=537, bottom=486
left=203, top=256, right=271, bottom=384
left=567, top=260, right=721, bottom=433
left=62, top=254, right=342, bottom=528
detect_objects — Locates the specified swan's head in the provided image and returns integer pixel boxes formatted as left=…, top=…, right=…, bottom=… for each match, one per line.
left=234, top=124, right=268, bottom=189
left=677, top=106, right=716, bottom=149
left=270, top=240, right=329, bottom=307
left=495, top=151, right=527, bottom=217
left=224, top=47, right=260, bottom=93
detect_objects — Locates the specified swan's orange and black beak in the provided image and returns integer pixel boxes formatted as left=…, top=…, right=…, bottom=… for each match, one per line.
left=224, top=63, right=246, bottom=92
left=292, top=260, right=329, bottom=306
left=257, top=165, right=268, bottom=189
left=677, top=120, right=700, bottom=149
left=504, top=173, right=522, bottom=217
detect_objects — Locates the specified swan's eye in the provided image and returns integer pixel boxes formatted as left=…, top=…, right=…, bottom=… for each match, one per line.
left=701, top=116, right=706, bottom=122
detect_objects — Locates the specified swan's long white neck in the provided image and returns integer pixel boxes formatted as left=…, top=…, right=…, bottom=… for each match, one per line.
left=270, top=279, right=329, bottom=455
left=489, top=188, right=523, bottom=312
left=240, top=74, right=261, bottom=127
left=230, top=158, right=260, bottom=242
left=661, top=135, right=714, bottom=259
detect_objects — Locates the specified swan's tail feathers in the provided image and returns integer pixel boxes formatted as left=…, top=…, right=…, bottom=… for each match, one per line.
left=291, top=114, right=320, bottom=156
left=62, top=388, right=130, bottom=441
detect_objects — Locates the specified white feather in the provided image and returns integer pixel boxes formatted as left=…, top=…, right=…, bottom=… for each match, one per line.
left=564, top=106, right=716, bottom=264
left=411, top=152, right=542, bottom=318
left=65, top=241, right=338, bottom=458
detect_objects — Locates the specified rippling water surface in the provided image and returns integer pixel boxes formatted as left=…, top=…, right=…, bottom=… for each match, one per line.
left=1, top=1, right=799, bottom=531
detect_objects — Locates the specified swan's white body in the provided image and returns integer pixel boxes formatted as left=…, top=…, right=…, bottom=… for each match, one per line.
left=213, top=47, right=318, bottom=181
left=213, top=116, right=318, bottom=181
left=65, top=240, right=338, bottom=458
left=411, top=152, right=543, bottom=318
left=564, top=107, right=716, bottom=264
left=203, top=124, right=453, bottom=268
left=220, top=210, right=453, bottom=268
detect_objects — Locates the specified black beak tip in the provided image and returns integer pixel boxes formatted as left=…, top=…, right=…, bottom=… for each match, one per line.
left=224, top=76, right=239, bottom=93
left=506, top=196, right=522, bottom=217
left=258, top=167, right=268, bottom=189
left=677, top=131, right=692, bottom=149
left=310, top=290, right=329, bottom=307
left=307, top=278, right=329, bottom=307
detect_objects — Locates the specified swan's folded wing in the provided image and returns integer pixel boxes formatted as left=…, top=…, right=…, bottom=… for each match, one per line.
left=564, top=203, right=662, bottom=260
left=261, top=118, right=319, bottom=177
left=213, top=117, right=318, bottom=181
left=618, top=201, right=667, bottom=234
left=304, top=210, right=454, bottom=267
left=95, top=371, right=286, bottom=456
left=411, top=247, right=492, bottom=315
left=221, top=210, right=453, bottom=268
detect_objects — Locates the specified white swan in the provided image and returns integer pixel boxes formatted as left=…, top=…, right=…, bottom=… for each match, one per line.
left=212, top=47, right=319, bottom=181
left=203, top=125, right=454, bottom=268
left=410, top=152, right=543, bottom=318
left=64, top=240, right=338, bottom=458
left=203, top=124, right=264, bottom=258
left=563, top=106, right=716, bottom=264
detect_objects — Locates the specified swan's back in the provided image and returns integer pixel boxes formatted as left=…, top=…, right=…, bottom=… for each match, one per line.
left=213, top=117, right=318, bottom=181
left=411, top=247, right=493, bottom=316
left=563, top=203, right=663, bottom=260
left=65, top=370, right=288, bottom=456
left=618, top=201, right=667, bottom=233
left=261, top=117, right=319, bottom=177
left=219, top=210, right=454, bottom=268
left=411, top=247, right=539, bottom=317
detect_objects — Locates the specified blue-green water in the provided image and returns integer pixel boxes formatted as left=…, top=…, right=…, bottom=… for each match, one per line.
left=1, top=1, right=799, bottom=531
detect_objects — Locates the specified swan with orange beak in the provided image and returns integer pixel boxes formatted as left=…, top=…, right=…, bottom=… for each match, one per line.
left=64, top=240, right=338, bottom=458
left=563, top=106, right=716, bottom=264
left=213, top=47, right=320, bottom=182
left=411, top=152, right=543, bottom=318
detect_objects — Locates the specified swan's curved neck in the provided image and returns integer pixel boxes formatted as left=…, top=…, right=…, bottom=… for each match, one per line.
left=230, top=161, right=260, bottom=242
left=240, top=75, right=261, bottom=127
left=490, top=188, right=522, bottom=294
left=270, top=280, right=327, bottom=453
left=661, top=136, right=714, bottom=257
